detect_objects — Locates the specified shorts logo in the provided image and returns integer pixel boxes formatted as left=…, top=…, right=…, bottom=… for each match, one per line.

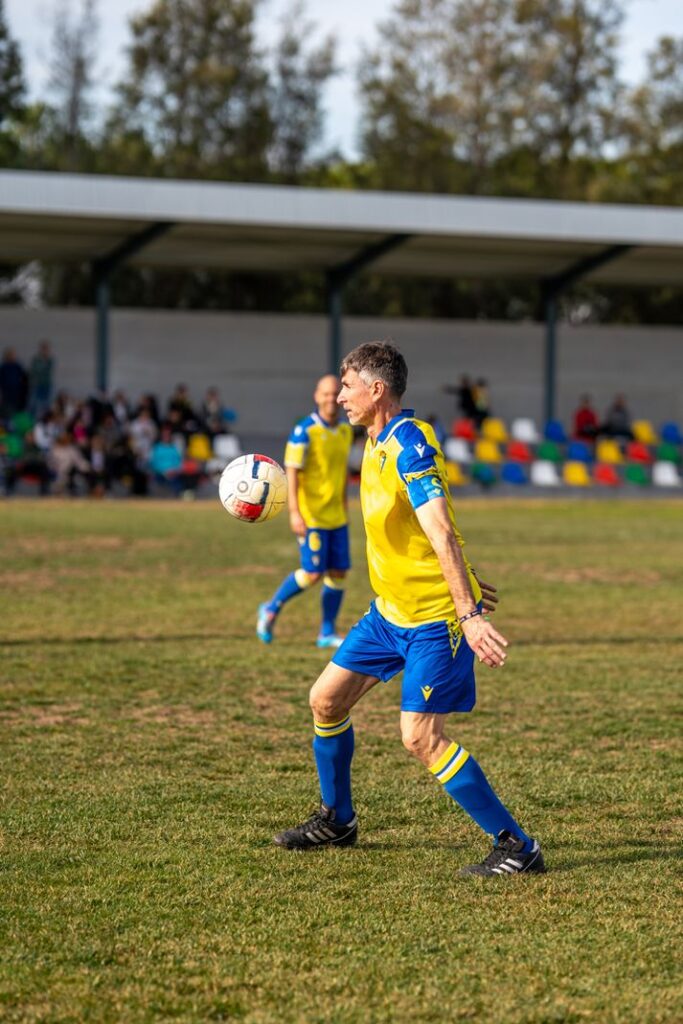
left=420, top=685, right=434, bottom=701
left=308, top=531, right=322, bottom=552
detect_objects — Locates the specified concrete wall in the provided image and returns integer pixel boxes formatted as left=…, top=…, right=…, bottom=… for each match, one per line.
left=1, top=307, right=681, bottom=435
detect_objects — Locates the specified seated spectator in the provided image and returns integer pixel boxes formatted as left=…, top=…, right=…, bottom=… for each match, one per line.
left=200, top=387, right=229, bottom=438
left=3, top=429, right=51, bottom=495
left=129, top=407, right=158, bottom=464
left=111, top=390, right=131, bottom=427
left=49, top=432, right=93, bottom=495
left=34, top=409, right=61, bottom=453
left=573, top=394, right=599, bottom=441
left=149, top=424, right=201, bottom=497
left=88, top=434, right=108, bottom=497
left=167, top=383, right=199, bottom=434
left=601, top=394, right=633, bottom=440
left=106, top=432, right=148, bottom=496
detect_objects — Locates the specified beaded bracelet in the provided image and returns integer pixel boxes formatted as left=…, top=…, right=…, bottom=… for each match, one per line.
left=458, top=608, right=483, bottom=625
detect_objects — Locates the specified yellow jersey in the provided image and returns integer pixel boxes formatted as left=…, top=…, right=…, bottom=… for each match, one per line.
left=361, top=410, right=481, bottom=627
left=284, top=413, right=353, bottom=529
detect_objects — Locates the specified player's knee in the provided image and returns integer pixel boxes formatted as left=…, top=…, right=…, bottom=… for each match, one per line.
left=294, top=569, right=321, bottom=588
left=309, top=682, right=345, bottom=722
left=400, top=723, right=440, bottom=764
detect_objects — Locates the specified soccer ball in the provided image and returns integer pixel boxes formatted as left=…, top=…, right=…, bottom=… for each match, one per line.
left=218, top=454, right=287, bottom=523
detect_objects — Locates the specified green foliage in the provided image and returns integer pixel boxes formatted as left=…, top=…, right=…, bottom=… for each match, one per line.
left=0, top=499, right=681, bottom=1021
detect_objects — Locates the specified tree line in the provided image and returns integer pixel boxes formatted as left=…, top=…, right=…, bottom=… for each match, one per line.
left=1, top=0, right=681, bottom=323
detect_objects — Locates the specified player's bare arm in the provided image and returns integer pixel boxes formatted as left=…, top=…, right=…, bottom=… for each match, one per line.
left=415, top=497, right=508, bottom=669
left=285, top=465, right=306, bottom=537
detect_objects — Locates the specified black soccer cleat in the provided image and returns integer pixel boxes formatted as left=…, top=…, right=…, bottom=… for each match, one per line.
left=459, top=830, right=546, bottom=877
left=274, top=803, right=358, bottom=850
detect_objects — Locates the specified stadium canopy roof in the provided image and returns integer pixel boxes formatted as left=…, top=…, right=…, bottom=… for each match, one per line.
left=2, top=169, right=683, bottom=417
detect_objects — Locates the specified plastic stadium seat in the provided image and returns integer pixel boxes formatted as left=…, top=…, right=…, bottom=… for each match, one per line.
left=624, top=463, right=649, bottom=486
left=660, top=422, right=683, bottom=445
left=213, top=434, right=241, bottom=461
left=443, top=438, right=472, bottom=463
left=594, top=463, right=621, bottom=486
left=596, top=439, right=623, bottom=464
left=452, top=418, right=477, bottom=441
left=501, top=462, right=527, bottom=485
left=655, top=442, right=680, bottom=463
left=544, top=420, right=567, bottom=443
left=632, top=420, right=658, bottom=445
left=186, top=433, right=213, bottom=462
left=566, top=440, right=593, bottom=463
left=474, top=439, right=502, bottom=463
left=652, top=461, right=682, bottom=487
left=530, top=460, right=560, bottom=486
left=506, top=440, right=532, bottom=462
left=470, top=462, right=497, bottom=487
left=625, top=441, right=653, bottom=464
left=511, top=417, right=540, bottom=444
left=563, top=461, right=591, bottom=487
left=481, top=417, right=508, bottom=443
left=536, top=440, right=563, bottom=463
left=445, top=461, right=468, bottom=486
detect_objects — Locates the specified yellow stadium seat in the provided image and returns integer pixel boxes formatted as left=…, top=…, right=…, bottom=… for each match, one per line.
left=445, top=461, right=468, bottom=486
left=186, top=433, right=213, bottom=461
left=632, top=420, right=658, bottom=445
left=481, top=417, right=508, bottom=443
left=596, top=439, right=623, bottom=464
left=474, top=439, right=502, bottom=463
left=563, top=461, right=591, bottom=487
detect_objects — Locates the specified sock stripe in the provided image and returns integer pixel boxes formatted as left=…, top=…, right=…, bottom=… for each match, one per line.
left=314, top=716, right=351, bottom=738
left=323, top=575, right=345, bottom=590
left=430, top=743, right=470, bottom=784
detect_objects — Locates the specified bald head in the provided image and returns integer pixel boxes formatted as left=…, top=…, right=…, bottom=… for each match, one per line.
left=314, top=375, right=341, bottom=425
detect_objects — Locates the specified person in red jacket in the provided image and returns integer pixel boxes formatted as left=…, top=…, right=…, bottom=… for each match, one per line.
left=573, top=395, right=599, bottom=441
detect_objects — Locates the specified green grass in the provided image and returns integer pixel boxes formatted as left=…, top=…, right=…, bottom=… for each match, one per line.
left=0, top=498, right=681, bottom=1023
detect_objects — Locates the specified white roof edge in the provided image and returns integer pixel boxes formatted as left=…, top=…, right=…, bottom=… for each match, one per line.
left=1, top=169, right=682, bottom=248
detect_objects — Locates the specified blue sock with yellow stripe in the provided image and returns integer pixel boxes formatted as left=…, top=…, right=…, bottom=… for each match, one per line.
left=320, top=575, right=344, bottom=636
left=430, top=742, right=532, bottom=850
left=267, top=571, right=305, bottom=613
left=313, top=716, right=354, bottom=825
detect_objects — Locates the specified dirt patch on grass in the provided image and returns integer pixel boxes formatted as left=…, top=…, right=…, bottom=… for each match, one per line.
left=534, top=567, right=662, bottom=585
left=129, top=704, right=217, bottom=728
left=10, top=536, right=170, bottom=556
left=0, top=701, right=89, bottom=727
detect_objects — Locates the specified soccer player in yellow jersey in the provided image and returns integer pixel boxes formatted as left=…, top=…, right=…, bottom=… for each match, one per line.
left=274, top=343, right=545, bottom=876
left=257, top=375, right=353, bottom=648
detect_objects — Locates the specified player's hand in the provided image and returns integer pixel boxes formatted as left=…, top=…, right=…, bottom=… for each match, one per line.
left=289, top=510, right=307, bottom=538
left=461, top=616, right=508, bottom=668
left=477, top=578, right=499, bottom=614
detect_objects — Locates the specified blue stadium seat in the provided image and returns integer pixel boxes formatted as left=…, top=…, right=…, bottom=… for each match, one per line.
left=566, top=440, right=593, bottom=463
left=544, top=420, right=567, bottom=443
left=501, top=462, right=528, bottom=485
left=661, top=422, right=682, bottom=445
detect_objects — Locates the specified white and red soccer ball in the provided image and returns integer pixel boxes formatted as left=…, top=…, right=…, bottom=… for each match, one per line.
left=218, top=454, right=287, bottom=523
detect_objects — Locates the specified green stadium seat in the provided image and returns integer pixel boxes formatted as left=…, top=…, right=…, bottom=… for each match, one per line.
left=624, top=464, right=649, bottom=486
left=656, top=443, right=680, bottom=463
left=536, top=440, right=562, bottom=463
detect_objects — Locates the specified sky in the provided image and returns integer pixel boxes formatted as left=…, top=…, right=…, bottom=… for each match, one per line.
left=5, top=0, right=683, bottom=157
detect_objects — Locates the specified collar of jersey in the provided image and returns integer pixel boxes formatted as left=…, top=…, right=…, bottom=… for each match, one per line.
left=312, top=411, right=337, bottom=429
left=376, top=409, right=415, bottom=445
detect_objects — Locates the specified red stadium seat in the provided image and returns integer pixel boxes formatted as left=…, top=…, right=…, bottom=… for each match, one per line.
left=625, top=441, right=653, bottom=464
left=452, top=418, right=477, bottom=441
left=506, top=440, right=532, bottom=462
left=594, top=463, right=621, bottom=487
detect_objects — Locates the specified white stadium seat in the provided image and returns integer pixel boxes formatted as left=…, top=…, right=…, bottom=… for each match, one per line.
left=443, top=438, right=472, bottom=463
left=511, top=417, right=540, bottom=444
left=530, top=460, right=560, bottom=486
left=652, top=461, right=682, bottom=487
left=208, top=434, right=242, bottom=474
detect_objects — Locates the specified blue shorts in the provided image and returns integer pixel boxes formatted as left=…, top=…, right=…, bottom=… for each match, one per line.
left=332, top=601, right=476, bottom=713
left=298, top=525, right=351, bottom=574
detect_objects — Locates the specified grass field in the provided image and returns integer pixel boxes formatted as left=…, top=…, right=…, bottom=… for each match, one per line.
left=0, top=497, right=681, bottom=1023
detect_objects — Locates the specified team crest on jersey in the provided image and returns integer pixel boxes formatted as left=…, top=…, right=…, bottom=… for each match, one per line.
left=378, top=450, right=387, bottom=474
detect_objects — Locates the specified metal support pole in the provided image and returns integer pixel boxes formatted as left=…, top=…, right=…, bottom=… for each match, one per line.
left=95, top=277, right=110, bottom=394
left=543, top=291, right=558, bottom=425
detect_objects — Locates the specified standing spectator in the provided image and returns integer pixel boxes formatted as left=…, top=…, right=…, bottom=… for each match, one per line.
left=28, top=341, right=54, bottom=418
left=472, top=378, right=491, bottom=428
left=0, top=348, right=28, bottom=420
left=444, top=375, right=477, bottom=421
left=572, top=395, right=599, bottom=441
left=602, top=394, right=633, bottom=440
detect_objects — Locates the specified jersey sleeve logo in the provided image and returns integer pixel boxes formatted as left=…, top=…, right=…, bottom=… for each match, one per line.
left=415, top=443, right=426, bottom=457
